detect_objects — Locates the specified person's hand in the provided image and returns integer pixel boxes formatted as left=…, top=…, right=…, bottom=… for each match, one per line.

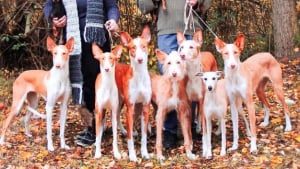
left=105, top=19, right=119, bottom=32
left=52, top=15, right=67, bottom=28
left=186, top=0, right=198, bottom=7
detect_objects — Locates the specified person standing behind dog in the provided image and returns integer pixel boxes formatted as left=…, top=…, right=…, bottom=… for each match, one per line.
left=44, top=0, right=120, bottom=147
left=137, top=0, right=212, bottom=148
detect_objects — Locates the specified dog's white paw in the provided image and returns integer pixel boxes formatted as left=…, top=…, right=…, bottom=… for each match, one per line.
left=129, top=153, right=138, bottom=162
left=259, top=121, right=268, bottom=127
left=61, top=144, right=70, bottom=150
left=142, top=152, right=150, bottom=159
left=186, top=152, right=198, bottom=160
left=156, top=154, right=165, bottom=161
left=228, top=145, right=238, bottom=151
left=48, top=145, right=55, bottom=151
left=94, top=151, right=102, bottom=159
left=0, top=138, right=5, bottom=145
left=285, top=124, right=292, bottom=132
left=114, top=151, right=121, bottom=160
left=220, top=149, right=226, bottom=156
left=25, top=132, right=32, bottom=137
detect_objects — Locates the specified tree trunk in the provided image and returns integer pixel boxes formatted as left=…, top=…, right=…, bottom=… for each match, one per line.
left=272, top=0, right=298, bottom=58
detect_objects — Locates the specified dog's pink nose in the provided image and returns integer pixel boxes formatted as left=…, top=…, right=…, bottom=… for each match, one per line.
left=180, top=54, right=186, bottom=60
left=231, top=64, right=236, bottom=69
left=55, top=64, right=62, bottom=69
left=138, top=58, right=143, bottom=63
left=172, top=72, right=177, bottom=77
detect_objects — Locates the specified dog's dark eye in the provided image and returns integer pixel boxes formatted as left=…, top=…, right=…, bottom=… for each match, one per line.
left=189, top=46, right=193, bottom=49
left=224, top=52, right=228, bottom=55
left=204, top=78, right=207, bottom=81
left=179, top=46, right=183, bottom=52
left=234, top=51, right=238, bottom=54
left=176, top=61, right=180, bottom=64
left=212, top=77, right=216, bottom=80
left=167, top=61, right=171, bottom=65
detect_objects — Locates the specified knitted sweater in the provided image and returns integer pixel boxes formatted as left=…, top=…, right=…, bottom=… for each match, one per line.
left=156, top=0, right=203, bottom=36
left=44, top=0, right=120, bottom=39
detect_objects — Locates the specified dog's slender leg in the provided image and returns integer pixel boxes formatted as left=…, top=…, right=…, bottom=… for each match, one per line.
left=205, top=113, right=212, bottom=159
left=244, top=97, right=258, bottom=154
left=24, top=92, right=38, bottom=137
left=141, top=104, right=150, bottom=159
left=126, top=104, right=137, bottom=162
left=112, top=106, right=121, bottom=159
left=117, top=96, right=127, bottom=136
left=178, top=104, right=197, bottom=160
left=95, top=107, right=104, bottom=158
left=228, top=96, right=239, bottom=151
left=45, top=100, right=55, bottom=151
left=155, top=108, right=165, bottom=161
left=59, top=94, right=70, bottom=150
left=220, top=118, right=226, bottom=156
left=0, top=91, right=26, bottom=145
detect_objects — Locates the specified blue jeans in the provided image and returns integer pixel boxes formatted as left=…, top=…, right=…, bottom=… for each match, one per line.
left=157, top=34, right=197, bottom=134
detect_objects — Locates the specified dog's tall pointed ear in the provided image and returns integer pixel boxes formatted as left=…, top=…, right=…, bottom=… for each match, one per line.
left=156, top=49, right=167, bottom=64
left=214, top=37, right=225, bottom=53
left=193, top=29, right=203, bottom=46
left=46, top=36, right=57, bottom=52
left=234, top=34, right=245, bottom=52
left=120, top=31, right=132, bottom=46
left=176, top=31, right=186, bottom=45
left=141, top=25, right=151, bottom=42
left=92, top=43, right=103, bottom=59
left=112, top=45, right=123, bottom=59
left=65, top=37, right=74, bottom=52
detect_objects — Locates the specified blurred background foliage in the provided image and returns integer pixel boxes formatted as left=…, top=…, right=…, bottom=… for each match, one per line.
left=0, top=0, right=299, bottom=72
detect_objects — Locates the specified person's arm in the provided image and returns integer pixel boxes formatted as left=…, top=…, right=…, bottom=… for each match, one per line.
left=104, top=0, right=120, bottom=22
left=103, top=0, right=120, bottom=31
left=44, top=0, right=53, bottom=21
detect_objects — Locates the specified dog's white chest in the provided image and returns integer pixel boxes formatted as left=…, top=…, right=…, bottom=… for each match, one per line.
left=166, top=83, right=180, bottom=110
left=45, top=72, right=70, bottom=99
left=96, top=84, right=118, bottom=108
left=129, top=73, right=151, bottom=104
left=226, top=75, right=247, bottom=99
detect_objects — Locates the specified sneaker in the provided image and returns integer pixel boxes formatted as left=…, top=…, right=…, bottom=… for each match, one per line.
left=76, top=138, right=95, bottom=147
left=163, top=130, right=177, bottom=149
left=76, top=128, right=96, bottom=143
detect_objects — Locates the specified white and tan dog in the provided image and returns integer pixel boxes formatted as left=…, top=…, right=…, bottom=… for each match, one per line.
left=115, top=26, right=152, bottom=162
left=197, top=71, right=227, bottom=159
left=177, top=30, right=218, bottom=134
left=92, top=43, right=123, bottom=159
left=151, top=50, right=196, bottom=161
left=0, top=36, right=74, bottom=151
left=215, top=34, right=292, bottom=153
left=197, top=71, right=251, bottom=159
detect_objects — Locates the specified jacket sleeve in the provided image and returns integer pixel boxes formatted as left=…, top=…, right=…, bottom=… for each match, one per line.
left=44, top=0, right=53, bottom=21
left=136, top=0, right=157, bottom=14
left=103, top=0, right=120, bottom=22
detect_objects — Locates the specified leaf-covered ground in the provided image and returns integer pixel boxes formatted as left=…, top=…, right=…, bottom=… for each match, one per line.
left=0, top=58, right=299, bottom=168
